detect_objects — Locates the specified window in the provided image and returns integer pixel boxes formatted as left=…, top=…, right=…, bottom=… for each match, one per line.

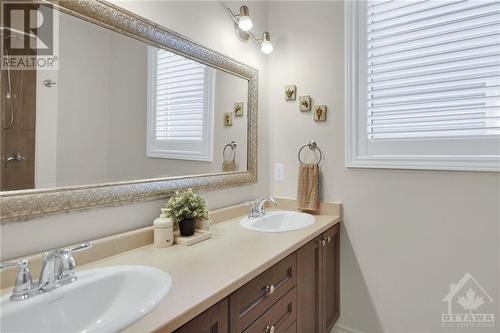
left=346, top=0, right=500, bottom=171
left=147, top=47, right=214, bottom=161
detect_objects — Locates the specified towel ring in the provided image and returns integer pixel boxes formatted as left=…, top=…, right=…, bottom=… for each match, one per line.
left=298, top=140, right=323, bottom=165
left=223, top=141, right=237, bottom=161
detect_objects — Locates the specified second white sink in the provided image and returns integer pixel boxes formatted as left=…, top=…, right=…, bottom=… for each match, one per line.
left=240, top=210, right=315, bottom=232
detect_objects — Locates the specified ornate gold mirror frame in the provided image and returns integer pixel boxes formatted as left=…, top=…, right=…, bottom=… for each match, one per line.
left=0, top=0, right=258, bottom=222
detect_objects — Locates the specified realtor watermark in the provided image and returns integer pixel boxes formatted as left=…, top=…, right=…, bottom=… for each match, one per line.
left=1, top=1, right=59, bottom=70
left=441, top=272, right=495, bottom=328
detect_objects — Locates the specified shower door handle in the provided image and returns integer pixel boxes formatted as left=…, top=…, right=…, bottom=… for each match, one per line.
left=6, top=152, right=27, bottom=163
left=43, top=79, right=56, bottom=88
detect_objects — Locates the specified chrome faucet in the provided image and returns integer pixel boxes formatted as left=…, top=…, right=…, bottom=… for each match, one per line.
left=39, top=242, right=91, bottom=291
left=246, top=197, right=278, bottom=218
left=0, top=241, right=93, bottom=301
left=258, top=197, right=278, bottom=214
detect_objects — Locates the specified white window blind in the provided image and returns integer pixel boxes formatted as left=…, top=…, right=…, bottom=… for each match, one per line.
left=147, top=47, right=214, bottom=161
left=366, top=0, right=500, bottom=140
left=155, top=49, right=206, bottom=141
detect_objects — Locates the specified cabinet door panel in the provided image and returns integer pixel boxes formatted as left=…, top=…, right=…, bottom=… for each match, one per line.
left=322, top=225, right=340, bottom=332
left=174, top=299, right=228, bottom=333
left=284, top=321, right=296, bottom=333
left=296, top=235, right=323, bottom=333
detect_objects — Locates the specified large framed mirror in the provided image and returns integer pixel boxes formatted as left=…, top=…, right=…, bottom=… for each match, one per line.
left=0, top=0, right=257, bottom=221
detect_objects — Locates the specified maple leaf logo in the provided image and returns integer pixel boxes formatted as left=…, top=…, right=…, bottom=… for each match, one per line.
left=457, top=288, right=485, bottom=314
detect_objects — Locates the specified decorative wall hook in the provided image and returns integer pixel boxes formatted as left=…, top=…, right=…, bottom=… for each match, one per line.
left=313, top=105, right=327, bottom=121
left=284, top=85, right=296, bottom=101
left=299, top=95, right=311, bottom=111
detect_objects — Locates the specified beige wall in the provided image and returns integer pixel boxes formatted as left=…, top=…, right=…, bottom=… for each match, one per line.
left=1, top=1, right=269, bottom=259
left=212, top=71, right=248, bottom=172
left=267, top=2, right=499, bottom=333
left=56, top=13, right=111, bottom=186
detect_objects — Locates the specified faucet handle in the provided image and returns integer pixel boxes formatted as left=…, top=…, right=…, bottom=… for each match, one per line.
left=68, top=241, right=94, bottom=253
left=245, top=200, right=259, bottom=218
left=47, top=241, right=94, bottom=257
left=0, top=259, right=28, bottom=271
left=57, top=241, right=94, bottom=283
left=0, top=259, right=36, bottom=301
left=245, top=200, right=257, bottom=207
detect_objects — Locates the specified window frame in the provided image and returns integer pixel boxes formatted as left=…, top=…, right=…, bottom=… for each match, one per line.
left=345, top=1, right=500, bottom=172
left=146, top=47, right=215, bottom=162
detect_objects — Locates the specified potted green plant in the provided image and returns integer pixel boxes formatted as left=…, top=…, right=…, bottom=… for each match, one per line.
left=165, top=189, right=208, bottom=237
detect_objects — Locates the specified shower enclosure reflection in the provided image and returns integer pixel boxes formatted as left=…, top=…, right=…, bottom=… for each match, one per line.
left=1, top=34, right=37, bottom=191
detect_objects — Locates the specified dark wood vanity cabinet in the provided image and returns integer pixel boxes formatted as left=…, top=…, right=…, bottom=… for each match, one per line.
left=175, top=225, right=340, bottom=333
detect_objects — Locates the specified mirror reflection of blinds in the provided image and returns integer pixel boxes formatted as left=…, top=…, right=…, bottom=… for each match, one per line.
left=366, top=0, right=500, bottom=139
left=154, top=49, right=206, bottom=141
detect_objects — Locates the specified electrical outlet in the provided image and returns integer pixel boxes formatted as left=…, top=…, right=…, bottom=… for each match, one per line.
left=274, top=164, right=285, bottom=182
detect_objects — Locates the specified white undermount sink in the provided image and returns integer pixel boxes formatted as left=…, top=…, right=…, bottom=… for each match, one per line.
left=0, top=265, right=171, bottom=333
left=240, top=210, right=315, bottom=232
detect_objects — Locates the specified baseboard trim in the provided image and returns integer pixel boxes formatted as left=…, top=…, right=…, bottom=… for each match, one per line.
left=332, top=323, right=368, bottom=333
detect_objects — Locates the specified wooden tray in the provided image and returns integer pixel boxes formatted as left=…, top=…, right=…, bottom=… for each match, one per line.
left=174, top=229, right=212, bottom=246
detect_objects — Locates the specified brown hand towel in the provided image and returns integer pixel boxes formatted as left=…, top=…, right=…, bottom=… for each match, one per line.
left=297, top=163, right=319, bottom=212
left=222, top=160, right=236, bottom=172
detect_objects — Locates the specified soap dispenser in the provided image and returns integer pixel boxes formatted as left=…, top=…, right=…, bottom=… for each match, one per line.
left=153, top=208, right=174, bottom=248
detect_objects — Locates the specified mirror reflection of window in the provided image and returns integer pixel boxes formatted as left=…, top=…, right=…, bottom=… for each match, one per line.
left=147, top=48, right=215, bottom=161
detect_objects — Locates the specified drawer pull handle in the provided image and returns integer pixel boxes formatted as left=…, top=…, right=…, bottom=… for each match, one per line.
left=327, top=236, right=331, bottom=243
left=265, top=284, right=275, bottom=295
left=319, top=239, right=326, bottom=247
left=265, top=325, right=275, bottom=333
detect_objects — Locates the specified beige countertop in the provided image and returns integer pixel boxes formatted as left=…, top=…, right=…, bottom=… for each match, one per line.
left=78, top=205, right=341, bottom=333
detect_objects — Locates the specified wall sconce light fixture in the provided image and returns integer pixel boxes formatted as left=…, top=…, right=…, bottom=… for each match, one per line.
left=227, top=5, right=273, bottom=55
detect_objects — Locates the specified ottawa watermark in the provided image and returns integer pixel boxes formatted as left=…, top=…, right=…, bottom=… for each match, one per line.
left=441, top=272, right=495, bottom=328
left=1, top=1, right=59, bottom=70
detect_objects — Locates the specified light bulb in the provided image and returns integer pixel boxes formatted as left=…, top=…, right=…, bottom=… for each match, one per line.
left=238, top=6, right=253, bottom=31
left=260, top=32, right=273, bottom=54
left=260, top=40, right=273, bottom=54
left=238, top=16, right=253, bottom=31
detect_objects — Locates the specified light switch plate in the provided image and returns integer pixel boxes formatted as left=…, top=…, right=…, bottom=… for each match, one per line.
left=274, top=163, right=285, bottom=182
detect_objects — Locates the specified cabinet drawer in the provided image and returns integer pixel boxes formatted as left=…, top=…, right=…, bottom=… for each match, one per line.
left=242, top=287, right=297, bottom=333
left=230, top=253, right=296, bottom=332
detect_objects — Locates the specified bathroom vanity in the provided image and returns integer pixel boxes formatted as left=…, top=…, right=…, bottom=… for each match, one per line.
left=174, top=224, right=340, bottom=333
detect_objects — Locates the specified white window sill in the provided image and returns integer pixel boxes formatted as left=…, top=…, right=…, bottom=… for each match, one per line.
left=346, top=154, right=500, bottom=172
